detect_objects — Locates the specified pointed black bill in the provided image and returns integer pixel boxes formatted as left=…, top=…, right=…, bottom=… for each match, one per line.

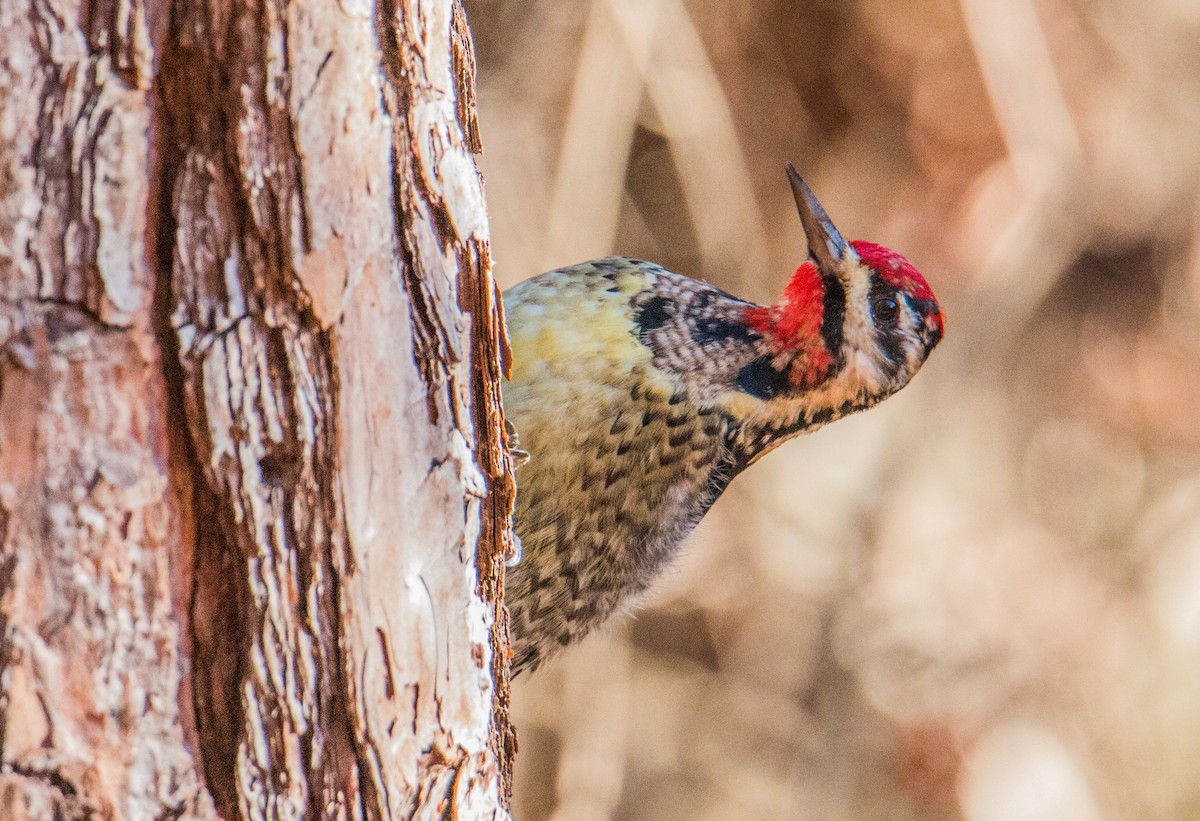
left=786, top=163, right=859, bottom=278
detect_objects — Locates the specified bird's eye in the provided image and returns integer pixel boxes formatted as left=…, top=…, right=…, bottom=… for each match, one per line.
left=873, top=296, right=899, bottom=325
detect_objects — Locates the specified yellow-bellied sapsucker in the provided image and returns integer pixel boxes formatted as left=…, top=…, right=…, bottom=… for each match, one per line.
left=502, top=166, right=944, bottom=675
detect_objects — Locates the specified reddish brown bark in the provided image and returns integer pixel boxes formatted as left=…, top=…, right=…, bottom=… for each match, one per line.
left=0, top=0, right=513, bottom=817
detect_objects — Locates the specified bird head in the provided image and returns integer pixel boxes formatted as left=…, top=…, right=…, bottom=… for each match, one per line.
left=723, top=165, right=943, bottom=456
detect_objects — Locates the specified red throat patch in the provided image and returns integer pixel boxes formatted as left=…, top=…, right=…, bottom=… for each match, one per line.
left=744, top=261, right=824, bottom=346
left=743, top=261, right=831, bottom=388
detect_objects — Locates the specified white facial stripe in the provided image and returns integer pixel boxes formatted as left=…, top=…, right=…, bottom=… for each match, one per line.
left=840, top=265, right=876, bottom=358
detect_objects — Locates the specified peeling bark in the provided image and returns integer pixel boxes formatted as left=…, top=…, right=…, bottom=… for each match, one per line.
left=1, top=0, right=512, bottom=816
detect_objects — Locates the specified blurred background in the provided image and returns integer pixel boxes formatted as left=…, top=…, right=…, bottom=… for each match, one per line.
left=462, top=0, right=1200, bottom=818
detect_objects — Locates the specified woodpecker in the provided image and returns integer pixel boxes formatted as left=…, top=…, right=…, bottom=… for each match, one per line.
left=502, top=165, right=943, bottom=675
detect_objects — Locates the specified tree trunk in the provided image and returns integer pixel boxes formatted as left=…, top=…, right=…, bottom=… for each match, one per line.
left=0, top=0, right=514, bottom=817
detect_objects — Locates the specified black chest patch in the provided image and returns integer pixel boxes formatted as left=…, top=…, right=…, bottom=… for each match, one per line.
left=735, top=355, right=791, bottom=401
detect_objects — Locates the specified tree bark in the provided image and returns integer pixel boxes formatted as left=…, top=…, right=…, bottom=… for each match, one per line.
left=0, top=0, right=514, bottom=817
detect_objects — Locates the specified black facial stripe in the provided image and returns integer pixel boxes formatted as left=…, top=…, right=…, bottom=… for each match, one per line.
left=876, top=329, right=905, bottom=379
left=734, top=355, right=792, bottom=400
left=819, top=274, right=846, bottom=375
left=869, top=276, right=905, bottom=378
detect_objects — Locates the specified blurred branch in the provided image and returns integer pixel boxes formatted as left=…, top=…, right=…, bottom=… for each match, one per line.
left=639, top=0, right=768, bottom=281
left=544, top=0, right=662, bottom=269
left=961, top=0, right=1081, bottom=189
left=957, top=0, right=1091, bottom=364
left=545, top=0, right=766, bottom=281
left=548, top=634, right=632, bottom=821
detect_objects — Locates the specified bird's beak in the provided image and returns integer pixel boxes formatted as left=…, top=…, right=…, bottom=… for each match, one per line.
left=786, top=163, right=860, bottom=282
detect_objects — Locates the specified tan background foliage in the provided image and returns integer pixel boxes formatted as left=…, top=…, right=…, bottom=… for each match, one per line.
left=465, top=0, right=1200, bottom=818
